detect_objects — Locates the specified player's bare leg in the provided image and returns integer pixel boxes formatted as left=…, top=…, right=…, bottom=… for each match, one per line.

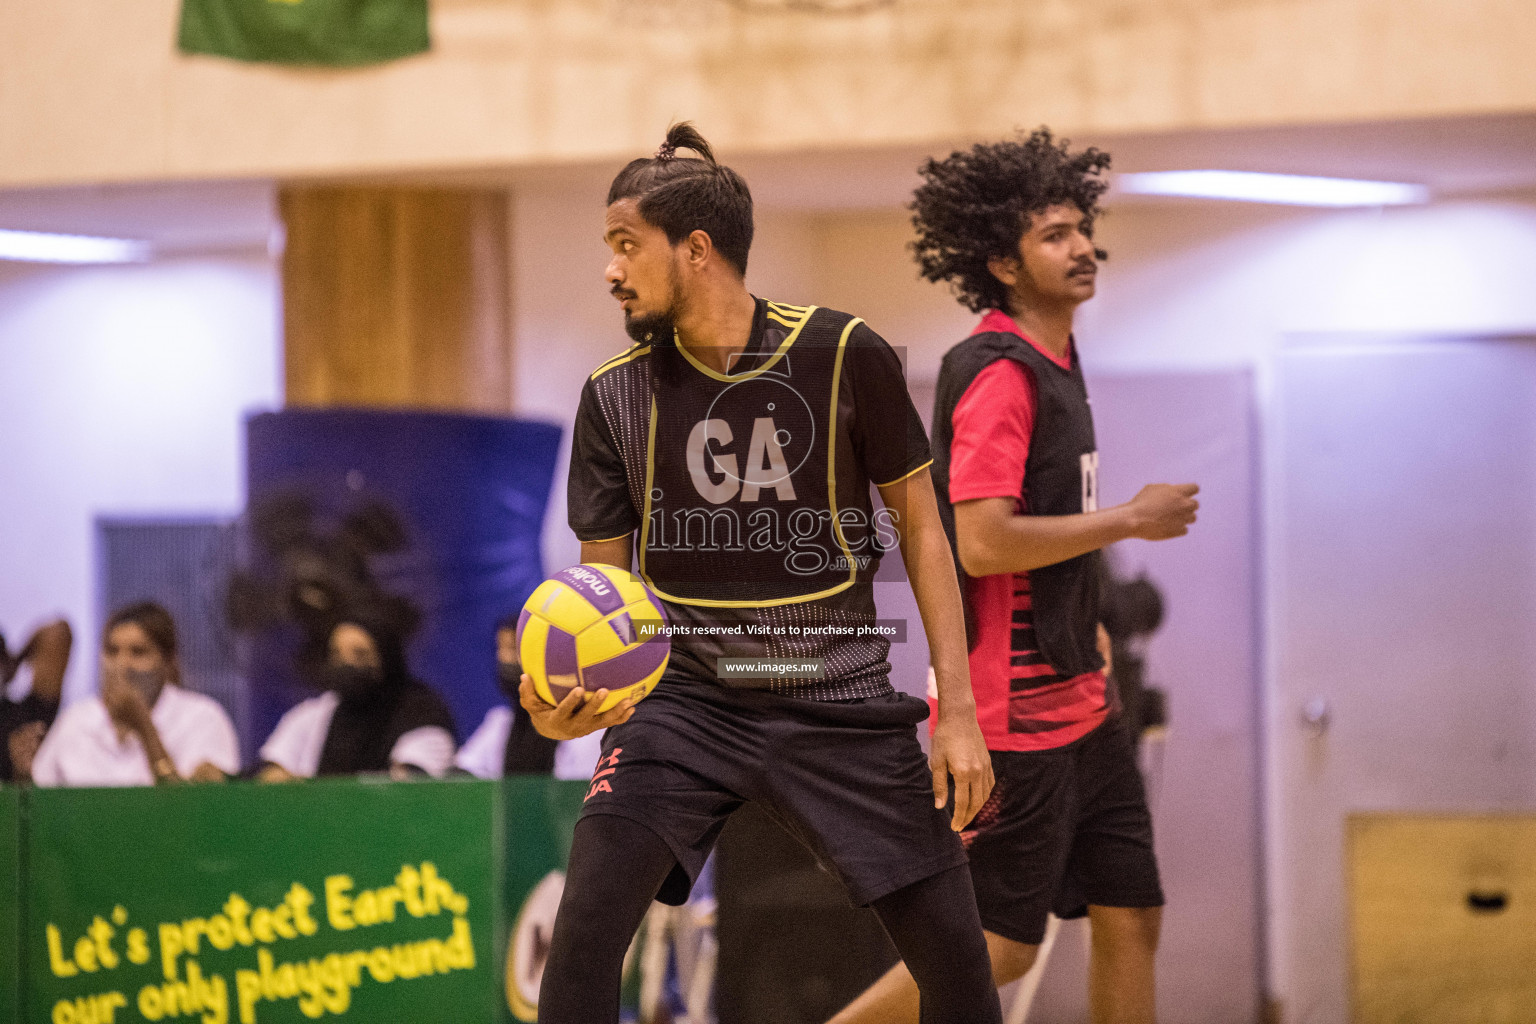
left=1088, top=905, right=1160, bottom=1024
left=827, top=930, right=1039, bottom=1024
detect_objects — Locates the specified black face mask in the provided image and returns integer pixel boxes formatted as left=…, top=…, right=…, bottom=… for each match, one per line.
left=323, top=663, right=384, bottom=698
left=496, top=661, right=522, bottom=700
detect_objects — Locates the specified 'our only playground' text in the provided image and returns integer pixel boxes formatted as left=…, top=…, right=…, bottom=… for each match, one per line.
left=42, top=861, right=475, bottom=1024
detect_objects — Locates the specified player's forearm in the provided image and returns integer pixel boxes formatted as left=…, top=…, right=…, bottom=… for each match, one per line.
left=889, top=479, right=977, bottom=721
left=909, top=531, right=977, bottom=722
left=957, top=502, right=1134, bottom=576
left=580, top=535, right=634, bottom=572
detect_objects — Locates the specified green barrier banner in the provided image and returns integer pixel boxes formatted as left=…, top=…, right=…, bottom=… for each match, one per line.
left=497, top=780, right=585, bottom=1022
left=177, top=0, right=429, bottom=67
left=24, top=779, right=498, bottom=1024
left=2, top=787, right=19, bottom=1024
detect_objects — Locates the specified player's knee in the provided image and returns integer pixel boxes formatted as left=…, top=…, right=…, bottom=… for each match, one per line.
left=1089, top=905, right=1162, bottom=954
left=550, top=877, right=638, bottom=958
left=548, top=902, right=633, bottom=975
left=986, top=934, right=1039, bottom=985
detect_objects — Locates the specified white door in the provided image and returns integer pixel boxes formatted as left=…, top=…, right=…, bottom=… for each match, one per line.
left=1269, top=338, right=1536, bottom=1023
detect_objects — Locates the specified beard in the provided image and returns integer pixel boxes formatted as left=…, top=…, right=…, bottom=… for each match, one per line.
left=617, top=257, right=681, bottom=346
left=624, top=308, right=675, bottom=346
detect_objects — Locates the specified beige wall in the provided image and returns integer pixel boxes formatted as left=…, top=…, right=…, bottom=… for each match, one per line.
left=6, top=0, right=1536, bottom=189
left=802, top=211, right=972, bottom=383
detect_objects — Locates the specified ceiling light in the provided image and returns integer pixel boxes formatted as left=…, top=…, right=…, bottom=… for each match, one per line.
left=0, top=228, right=153, bottom=264
left=1115, top=170, right=1430, bottom=207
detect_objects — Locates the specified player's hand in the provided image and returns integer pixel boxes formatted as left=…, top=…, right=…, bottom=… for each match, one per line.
left=930, top=709, right=995, bottom=831
left=100, top=666, right=153, bottom=735
left=1125, top=483, right=1200, bottom=540
left=519, top=675, right=636, bottom=740
left=7, top=721, right=46, bottom=780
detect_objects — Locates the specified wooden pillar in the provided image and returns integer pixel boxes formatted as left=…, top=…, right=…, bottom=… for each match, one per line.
left=279, top=186, right=512, bottom=411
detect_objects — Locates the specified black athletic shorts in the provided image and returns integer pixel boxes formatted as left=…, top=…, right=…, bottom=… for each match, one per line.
left=963, top=715, right=1164, bottom=946
left=579, top=674, right=969, bottom=907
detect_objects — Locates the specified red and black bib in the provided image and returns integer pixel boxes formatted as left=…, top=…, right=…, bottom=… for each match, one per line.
left=931, top=323, right=1105, bottom=678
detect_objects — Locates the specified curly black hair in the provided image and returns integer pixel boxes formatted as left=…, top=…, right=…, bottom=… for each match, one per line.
left=910, top=128, right=1112, bottom=314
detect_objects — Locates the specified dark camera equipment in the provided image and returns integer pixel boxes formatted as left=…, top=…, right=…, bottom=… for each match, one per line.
left=1099, top=560, right=1168, bottom=740
left=225, top=490, right=420, bottom=681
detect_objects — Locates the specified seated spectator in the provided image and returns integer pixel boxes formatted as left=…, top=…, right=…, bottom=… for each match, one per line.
left=1, top=618, right=72, bottom=783
left=31, top=603, right=238, bottom=786
left=258, top=611, right=456, bottom=781
left=454, top=614, right=602, bottom=781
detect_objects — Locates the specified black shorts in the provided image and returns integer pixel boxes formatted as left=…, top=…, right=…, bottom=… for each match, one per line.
left=579, top=675, right=968, bottom=907
left=964, top=716, right=1164, bottom=946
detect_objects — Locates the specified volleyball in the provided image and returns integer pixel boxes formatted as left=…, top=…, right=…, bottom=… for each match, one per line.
left=517, top=563, right=670, bottom=712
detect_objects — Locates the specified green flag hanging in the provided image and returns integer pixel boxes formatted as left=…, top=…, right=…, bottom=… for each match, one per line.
left=178, top=0, right=430, bottom=67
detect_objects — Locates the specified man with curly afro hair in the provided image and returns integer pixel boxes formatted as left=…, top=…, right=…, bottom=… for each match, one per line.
left=830, top=130, right=1200, bottom=1024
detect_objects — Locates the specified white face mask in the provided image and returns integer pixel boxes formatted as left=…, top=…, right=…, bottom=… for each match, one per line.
left=123, top=667, right=165, bottom=705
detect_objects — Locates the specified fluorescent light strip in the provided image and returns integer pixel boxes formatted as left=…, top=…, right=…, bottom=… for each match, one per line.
left=1115, top=170, right=1430, bottom=207
left=0, top=228, right=153, bottom=264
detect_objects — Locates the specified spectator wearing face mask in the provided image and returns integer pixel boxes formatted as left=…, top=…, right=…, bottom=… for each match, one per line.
left=257, top=611, right=456, bottom=781
left=453, top=613, right=602, bottom=781
left=31, top=603, right=239, bottom=786
left=1, top=618, right=72, bottom=783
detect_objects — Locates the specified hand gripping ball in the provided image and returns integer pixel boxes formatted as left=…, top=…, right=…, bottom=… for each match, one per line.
left=517, top=563, right=670, bottom=713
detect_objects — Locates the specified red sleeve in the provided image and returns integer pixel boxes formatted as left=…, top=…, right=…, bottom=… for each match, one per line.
left=948, top=358, right=1036, bottom=505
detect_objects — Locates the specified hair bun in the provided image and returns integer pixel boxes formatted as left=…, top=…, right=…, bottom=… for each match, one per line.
left=654, top=122, right=716, bottom=167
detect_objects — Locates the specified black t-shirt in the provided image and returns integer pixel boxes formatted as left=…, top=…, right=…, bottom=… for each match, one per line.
left=315, top=678, right=455, bottom=777
left=569, top=298, right=931, bottom=700
left=0, top=691, right=60, bottom=782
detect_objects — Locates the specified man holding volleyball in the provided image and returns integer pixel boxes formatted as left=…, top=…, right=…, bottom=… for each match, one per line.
left=520, top=122, right=1002, bottom=1024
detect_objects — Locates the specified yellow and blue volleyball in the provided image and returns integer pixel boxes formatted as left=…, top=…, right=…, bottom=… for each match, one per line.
left=517, top=563, right=670, bottom=712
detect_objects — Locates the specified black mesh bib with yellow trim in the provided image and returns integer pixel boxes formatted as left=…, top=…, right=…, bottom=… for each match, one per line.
left=639, top=303, right=872, bottom=606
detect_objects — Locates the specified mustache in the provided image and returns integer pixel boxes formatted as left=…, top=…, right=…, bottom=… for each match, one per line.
left=611, top=284, right=638, bottom=301
left=1068, top=259, right=1097, bottom=276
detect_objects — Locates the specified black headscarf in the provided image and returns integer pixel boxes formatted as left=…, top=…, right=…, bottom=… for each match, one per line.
left=494, top=612, right=557, bottom=775
left=315, top=610, right=455, bottom=776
